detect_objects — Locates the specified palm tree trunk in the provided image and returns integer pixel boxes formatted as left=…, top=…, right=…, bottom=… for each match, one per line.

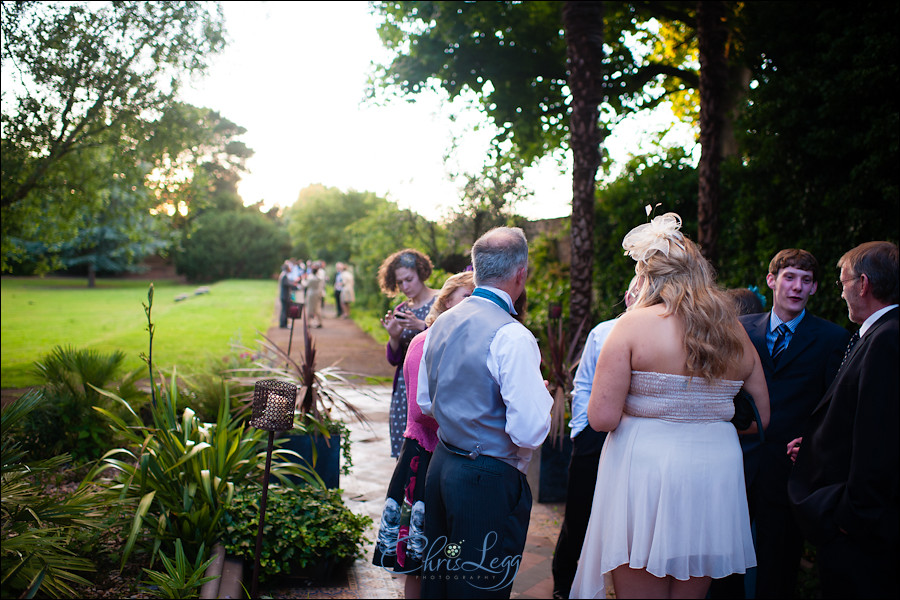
left=697, top=1, right=729, bottom=267
left=563, top=1, right=605, bottom=346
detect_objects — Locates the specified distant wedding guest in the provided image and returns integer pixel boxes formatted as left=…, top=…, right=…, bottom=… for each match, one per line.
left=304, top=261, right=325, bottom=328
left=373, top=271, right=474, bottom=599
left=317, top=261, right=328, bottom=311
left=289, top=258, right=303, bottom=285
left=787, top=241, right=898, bottom=599
left=334, top=262, right=345, bottom=317
left=278, top=260, right=297, bottom=329
left=339, top=264, right=355, bottom=319
left=379, top=249, right=437, bottom=458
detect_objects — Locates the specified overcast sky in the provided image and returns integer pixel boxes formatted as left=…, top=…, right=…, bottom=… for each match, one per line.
left=180, top=1, right=697, bottom=222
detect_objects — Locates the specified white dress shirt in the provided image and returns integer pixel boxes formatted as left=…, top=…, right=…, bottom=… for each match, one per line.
left=416, top=289, right=553, bottom=472
left=569, top=317, right=620, bottom=438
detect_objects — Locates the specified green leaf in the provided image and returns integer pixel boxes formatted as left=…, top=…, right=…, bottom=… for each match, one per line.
left=122, top=491, right=156, bottom=566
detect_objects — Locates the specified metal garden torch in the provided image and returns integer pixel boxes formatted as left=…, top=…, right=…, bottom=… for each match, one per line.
left=248, top=379, right=297, bottom=598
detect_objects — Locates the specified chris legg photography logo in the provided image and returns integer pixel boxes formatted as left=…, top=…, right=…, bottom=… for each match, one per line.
left=378, top=531, right=522, bottom=591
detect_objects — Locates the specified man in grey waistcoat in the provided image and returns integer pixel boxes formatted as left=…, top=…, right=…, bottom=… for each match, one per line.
left=416, top=226, right=553, bottom=599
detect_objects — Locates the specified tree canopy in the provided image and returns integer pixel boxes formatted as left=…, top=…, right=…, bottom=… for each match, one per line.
left=1, top=1, right=226, bottom=271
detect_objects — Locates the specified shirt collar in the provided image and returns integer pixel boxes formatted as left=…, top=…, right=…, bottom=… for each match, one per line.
left=860, top=304, right=899, bottom=337
left=770, top=308, right=806, bottom=333
left=476, top=285, right=517, bottom=315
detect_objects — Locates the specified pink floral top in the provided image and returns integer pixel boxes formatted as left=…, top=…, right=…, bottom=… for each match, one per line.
left=402, top=330, right=439, bottom=452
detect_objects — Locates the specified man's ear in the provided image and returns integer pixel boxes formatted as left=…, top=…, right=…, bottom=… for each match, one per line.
left=516, top=266, right=527, bottom=285
left=858, top=273, right=870, bottom=297
left=766, top=272, right=777, bottom=291
left=809, top=281, right=818, bottom=296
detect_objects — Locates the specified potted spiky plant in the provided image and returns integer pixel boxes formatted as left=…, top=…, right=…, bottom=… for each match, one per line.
left=229, top=308, right=373, bottom=488
left=539, top=305, right=588, bottom=503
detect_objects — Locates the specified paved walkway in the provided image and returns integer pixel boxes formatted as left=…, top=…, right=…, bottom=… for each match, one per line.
left=258, top=300, right=564, bottom=599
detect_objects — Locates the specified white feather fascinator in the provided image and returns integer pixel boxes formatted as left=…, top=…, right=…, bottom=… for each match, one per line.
left=622, top=212, right=686, bottom=263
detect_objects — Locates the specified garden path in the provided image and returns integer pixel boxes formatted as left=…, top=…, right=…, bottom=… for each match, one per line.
left=259, top=299, right=564, bottom=599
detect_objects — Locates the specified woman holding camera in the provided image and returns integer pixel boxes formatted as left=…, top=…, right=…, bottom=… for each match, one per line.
left=378, top=249, right=437, bottom=458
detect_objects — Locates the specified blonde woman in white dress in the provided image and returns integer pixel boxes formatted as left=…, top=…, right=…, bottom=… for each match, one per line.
left=571, top=213, right=770, bottom=599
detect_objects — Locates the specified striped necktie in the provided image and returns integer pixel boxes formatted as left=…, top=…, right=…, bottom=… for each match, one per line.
left=839, top=330, right=860, bottom=371
left=771, top=323, right=791, bottom=364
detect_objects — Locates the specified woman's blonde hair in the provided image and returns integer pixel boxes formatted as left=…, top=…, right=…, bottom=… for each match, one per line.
left=425, top=271, right=475, bottom=326
left=629, top=234, right=743, bottom=380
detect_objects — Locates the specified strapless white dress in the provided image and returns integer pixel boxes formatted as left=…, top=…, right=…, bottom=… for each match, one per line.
left=570, top=371, right=756, bottom=599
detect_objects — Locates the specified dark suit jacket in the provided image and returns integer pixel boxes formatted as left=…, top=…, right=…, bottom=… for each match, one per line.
left=740, top=311, right=849, bottom=450
left=788, top=307, right=899, bottom=545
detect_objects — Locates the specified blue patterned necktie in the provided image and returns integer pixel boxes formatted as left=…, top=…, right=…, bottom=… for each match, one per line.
left=839, top=330, right=861, bottom=371
left=771, top=323, right=790, bottom=364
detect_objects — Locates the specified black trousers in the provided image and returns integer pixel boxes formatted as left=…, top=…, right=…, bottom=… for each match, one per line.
left=551, top=427, right=606, bottom=599
left=279, top=296, right=291, bottom=327
left=710, top=441, right=804, bottom=599
left=334, top=289, right=342, bottom=316
left=421, top=442, right=531, bottom=599
left=816, top=532, right=898, bottom=599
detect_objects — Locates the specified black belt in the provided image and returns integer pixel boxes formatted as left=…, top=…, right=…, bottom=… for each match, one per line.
left=440, top=439, right=482, bottom=460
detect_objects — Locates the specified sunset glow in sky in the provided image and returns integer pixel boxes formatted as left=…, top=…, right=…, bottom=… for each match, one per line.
left=181, top=1, right=697, bottom=222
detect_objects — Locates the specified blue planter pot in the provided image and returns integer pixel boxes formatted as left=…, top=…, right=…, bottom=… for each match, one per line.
left=276, top=432, right=341, bottom=489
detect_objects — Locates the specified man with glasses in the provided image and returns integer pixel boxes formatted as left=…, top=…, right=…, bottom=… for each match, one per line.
left=713, top=249, right=848, bottom=599
left=788, top=241, right=899, bottom=598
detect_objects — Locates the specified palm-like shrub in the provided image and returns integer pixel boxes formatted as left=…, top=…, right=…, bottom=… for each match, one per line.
left=24, top=345, right=145, bottom=462
left=1, top=390, right=110, bottom=598
left=227, top=310, right=376, bottom=475
left=139, top=539, right=218, bottom=599
left=87, top=285, right=320, bottom=566
left=90, top=365, right=323, bottom=566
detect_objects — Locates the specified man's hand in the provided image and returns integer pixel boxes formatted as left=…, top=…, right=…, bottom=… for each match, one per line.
left=786, top=437, right=803, bottom=463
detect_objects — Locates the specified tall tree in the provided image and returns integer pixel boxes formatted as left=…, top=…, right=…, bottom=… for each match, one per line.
left=1, top=1, right=225, bottom=269
left=369, top=2, right=702, bottom=331
left=56, top=171, right=170, bottom=288
left=444, top=158, right=531, bottom=251
left=286, top=185, right=384, bottom=263
left=562, top=1, right=606, bottom=338
left=147, top=103, right=254, bottom=229
left=696, top=1, right=729, bottom=265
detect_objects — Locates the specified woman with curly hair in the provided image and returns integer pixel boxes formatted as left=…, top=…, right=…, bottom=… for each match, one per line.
left=378, top=248, right=437, bottom=458
left=572, top=213, right=769, bottom=599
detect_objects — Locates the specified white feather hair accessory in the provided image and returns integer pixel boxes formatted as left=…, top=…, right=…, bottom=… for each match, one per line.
left=622, top=212, right=686, bottom=263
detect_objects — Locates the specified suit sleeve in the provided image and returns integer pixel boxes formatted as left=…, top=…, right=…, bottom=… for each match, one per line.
left=833, top=323, right=899, bottom=541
